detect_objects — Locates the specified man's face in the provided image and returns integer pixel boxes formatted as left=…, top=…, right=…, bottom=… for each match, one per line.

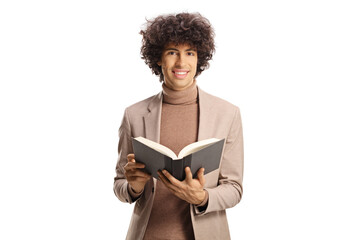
left=158, top=42, right=198, bottom=91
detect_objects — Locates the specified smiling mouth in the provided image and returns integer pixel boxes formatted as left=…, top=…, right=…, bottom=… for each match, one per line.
left=172, top=70, right=189, bottom=79
left=173, top=71, right=188, bottom=75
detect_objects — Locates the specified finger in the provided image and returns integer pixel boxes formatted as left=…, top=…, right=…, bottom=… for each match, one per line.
left=157, top=171, right=177, bottom=191
left=127, top=153, right=135, bottom=162
left=124, top=162, right=146, bottom=171
left=127, top=176, right=150, bottom=182
left=161, top=169, right=181, bottom=186
left=126, top=169, right=150, bottom=178
left=197, top=167, right=206, bottom=186
left=184, top=166, right=193, bottom=182
left=157, top=170, right=170, bottom=184
left=124, top=162, right=145, bottom=171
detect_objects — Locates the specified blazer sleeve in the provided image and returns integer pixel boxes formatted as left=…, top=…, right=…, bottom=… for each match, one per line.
left=195, top=106, right=244, bottom=215
left=113, top=108, right=139, bottom=204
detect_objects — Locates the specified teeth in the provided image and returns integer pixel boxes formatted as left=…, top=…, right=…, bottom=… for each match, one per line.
left=175, top=72, right=187, bottom=75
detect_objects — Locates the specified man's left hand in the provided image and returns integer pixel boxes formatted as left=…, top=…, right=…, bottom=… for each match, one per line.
left=158, top=167, right=206, bottom=205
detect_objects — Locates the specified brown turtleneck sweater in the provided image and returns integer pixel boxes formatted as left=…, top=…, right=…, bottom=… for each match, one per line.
left=143, top=80, right=199, bottom=240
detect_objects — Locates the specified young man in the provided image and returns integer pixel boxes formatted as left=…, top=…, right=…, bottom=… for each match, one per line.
left=114, top=12, right=244, bottom=240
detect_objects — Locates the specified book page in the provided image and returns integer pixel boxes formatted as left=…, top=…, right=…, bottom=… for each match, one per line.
left=134, top=137, right=177, bottom=159
left=178, top=138, right=220, bottom=159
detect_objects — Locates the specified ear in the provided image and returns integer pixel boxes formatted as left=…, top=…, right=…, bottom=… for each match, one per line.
left=157, top=61, right=161, bottom=66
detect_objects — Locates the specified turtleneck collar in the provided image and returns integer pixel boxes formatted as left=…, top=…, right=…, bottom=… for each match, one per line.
left=162, top=80, right=198, bottom=105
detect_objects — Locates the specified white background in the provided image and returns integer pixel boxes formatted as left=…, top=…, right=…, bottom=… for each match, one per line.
left=1, top=0, right=359, bottom=239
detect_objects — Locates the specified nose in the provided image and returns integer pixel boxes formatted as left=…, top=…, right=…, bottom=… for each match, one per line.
left=175, top=53, right=185, bottom=67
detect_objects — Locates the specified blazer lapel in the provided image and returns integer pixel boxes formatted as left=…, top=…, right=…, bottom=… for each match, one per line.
left=197, top=87, right=214, bottom=141
left=144, top=92, right=163, bottom=143
left=143, top=86, right=213, bottom=143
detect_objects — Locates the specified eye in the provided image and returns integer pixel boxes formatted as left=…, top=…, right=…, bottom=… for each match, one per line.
left=187, top=52, right=195, bottom=56
left=168, top=51, right=177, bottom=55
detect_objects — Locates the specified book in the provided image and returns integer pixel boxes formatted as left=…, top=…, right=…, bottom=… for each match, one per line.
left=131, top=137, right=225, bottom=181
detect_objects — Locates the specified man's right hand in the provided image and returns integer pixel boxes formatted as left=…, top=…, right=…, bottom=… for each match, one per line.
left=124, top=153, right=151, bottom=194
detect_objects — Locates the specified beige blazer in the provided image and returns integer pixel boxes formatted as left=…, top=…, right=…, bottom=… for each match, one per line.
left=114, top=87, right=244, bottom=240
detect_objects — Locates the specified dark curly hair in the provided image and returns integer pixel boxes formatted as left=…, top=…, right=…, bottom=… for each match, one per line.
left=140, top=12, right=215, bottom=82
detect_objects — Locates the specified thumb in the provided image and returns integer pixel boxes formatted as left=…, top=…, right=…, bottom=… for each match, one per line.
left=197, top=168, right=205, bottom=186
left=127, top=153, right=136, bottom=163
left=185, top=167, right=193, bottom=182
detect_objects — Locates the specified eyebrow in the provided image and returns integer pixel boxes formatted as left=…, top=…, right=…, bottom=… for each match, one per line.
left=164, top=47, right=197, bottom=52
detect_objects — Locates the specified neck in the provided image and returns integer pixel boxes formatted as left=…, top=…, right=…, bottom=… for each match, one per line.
left=164, top=79, right=194, bottom=91
left=162, top=80, right=198, bottom=105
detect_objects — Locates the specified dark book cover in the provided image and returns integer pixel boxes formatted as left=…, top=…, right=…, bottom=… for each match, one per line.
left=132, top=138, right=225, bottom=181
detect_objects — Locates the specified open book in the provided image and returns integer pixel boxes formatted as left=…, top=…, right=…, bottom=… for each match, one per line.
left=132, top=137, right=225, bottom=181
